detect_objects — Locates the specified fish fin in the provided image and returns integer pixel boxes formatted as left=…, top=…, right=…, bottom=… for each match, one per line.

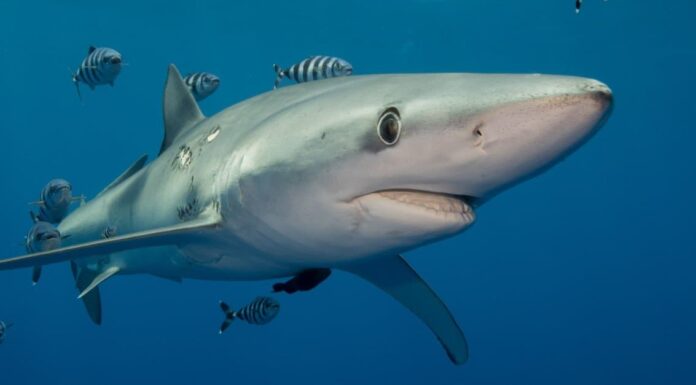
left=31, top=266, right=42, bottom=285
left=96, top=154, right=148, bottom=197
left=273, top=64, right=284, bottom=89
left=340, top=255, right=468, bottom=365
left=160, top=64, right=205, bottom=155
left=153, top=274, right=182, bottom=283
left=28, top=200, right=45, bottom=207
left=70, top=195, right=86, bottom=206
left=88, top=46, right=96, bottom=54
left=218, top=301, right=235, bottom=334
left=29, top=211, right=38, bottom=223
left=69, top=67, right=83, bottom=101
left=73, top=265, right=102, bottom=325
left=0, top=210, right=223, bottom=271
left=77, top=266, right=119, bottom=299
left=272, top=268, right=332, bottom=294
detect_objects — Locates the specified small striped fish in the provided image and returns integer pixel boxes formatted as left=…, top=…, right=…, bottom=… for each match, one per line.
left=218, top=297, right=280, bottom=333
left=25, top=219, right=63, bottom=285
left=32, top=179, right=81, bottom=224
left=0, top=321, right=13, bottom=344
left=183, top=72, right=220, bottom=101
left=71, top=46, right=123, bottom=99
left=273, top=56, right=353, bottom=89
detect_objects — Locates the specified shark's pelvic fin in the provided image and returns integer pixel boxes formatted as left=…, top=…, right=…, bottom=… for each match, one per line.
left=0, top=212, right=223, bottom=271
left=97, top=154, right=148, bottom=197
left=77, top=266, right=120, bottom=299
left=72, top=262, right=102, bottom=325
left=160, top=64, right=205, bottom=155
left=341, top=255, right=468, bottom=365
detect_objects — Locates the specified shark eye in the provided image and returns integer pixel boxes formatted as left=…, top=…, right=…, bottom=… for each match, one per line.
left=377, top=108, right=401, bottom=146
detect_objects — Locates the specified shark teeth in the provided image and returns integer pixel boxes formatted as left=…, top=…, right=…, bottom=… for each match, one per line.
left=375, top=190, right=474, bottom=219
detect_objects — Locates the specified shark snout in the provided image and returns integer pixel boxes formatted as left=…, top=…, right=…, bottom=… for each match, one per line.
left=441, top=76, right=614, bottom=199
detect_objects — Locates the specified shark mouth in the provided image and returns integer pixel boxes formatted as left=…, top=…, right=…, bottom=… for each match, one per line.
left=352, top=190, right=476, bottom=224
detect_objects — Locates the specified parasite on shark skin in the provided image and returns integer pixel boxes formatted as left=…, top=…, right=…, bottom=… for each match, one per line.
left=0, top=64, right=612, bottom=365
left=273, top=56, right=352, bottom=89
left=218, top=297, right=280, bottom=333
left=29, top=179, right=84, bottom=224
left=71, top=46, right=123, bottom=100
left=183, top=72, right=220, bottom=101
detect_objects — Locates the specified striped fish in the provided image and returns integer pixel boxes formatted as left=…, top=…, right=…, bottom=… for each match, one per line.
left=183, top=72, right=220, bottom=101
left=273, top=56, right=353, bottom=89
left=0, top=321, right=13, bottom=344
left=31, top=179, right=82, bottom=224
left=71, top=46, right=123, bottom=99
left=25, top=218, right=63, bottom=285
left=218, top=297, right=280, bottom=333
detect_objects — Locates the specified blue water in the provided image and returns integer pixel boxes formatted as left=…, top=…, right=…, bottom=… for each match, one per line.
left=1, top=1, right=695, bottom=384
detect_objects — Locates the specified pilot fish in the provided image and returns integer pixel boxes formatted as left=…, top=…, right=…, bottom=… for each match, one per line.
left=0, top=321, right=13, bottom=344
left=31, top=179, right=82, bottom=224
left=71, top=46, right=123, bottom=99
left=183, top=72, right=220, bottom=101
left=25, top=216, right=64, bottom=285
left=218, top=297, right=280, bottom=333
left=273, top=56, right=352, bottom=89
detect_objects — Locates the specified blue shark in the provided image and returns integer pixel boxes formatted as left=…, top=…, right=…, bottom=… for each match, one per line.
left=0, top=65, right=612, bottom=364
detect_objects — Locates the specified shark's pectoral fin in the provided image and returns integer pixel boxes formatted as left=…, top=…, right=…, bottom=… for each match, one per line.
left=77, top=266, right=119, bottom=299
left=340, top=255, right=468, bottom=365
left=0, top=211, right=223, bottom=271
left=72, top=263, right=102, bottom=325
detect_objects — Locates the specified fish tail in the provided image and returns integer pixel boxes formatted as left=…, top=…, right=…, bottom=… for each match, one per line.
left=273, top=64, right=284, bottom=89
left=218, top=301, right=235, bottom=334
left=68, top=66, right=82, bottom=101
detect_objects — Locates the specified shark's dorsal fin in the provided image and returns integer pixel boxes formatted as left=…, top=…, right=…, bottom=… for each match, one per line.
left=160, top=64, right=205, bottom=155
left=97, top=154, right=148, bottom=197
left=341, top=255, right=469, bottom=365
left=0, top=210, right=223, bottom=271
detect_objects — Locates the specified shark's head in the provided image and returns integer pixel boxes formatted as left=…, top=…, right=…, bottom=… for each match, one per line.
left=234, top=74, right=612, bottom=262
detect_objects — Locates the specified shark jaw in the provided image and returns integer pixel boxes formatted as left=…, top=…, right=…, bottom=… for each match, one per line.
left=350, top=190, right=476, bottom=235
left=232, top=73, right=612, bottom=262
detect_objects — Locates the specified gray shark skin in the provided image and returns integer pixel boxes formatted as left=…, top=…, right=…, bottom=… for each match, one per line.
left=0, top=65, right=612, bottom=364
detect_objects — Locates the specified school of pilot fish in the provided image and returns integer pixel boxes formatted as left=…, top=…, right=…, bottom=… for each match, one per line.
left=5, top=47, right=355, bottom=343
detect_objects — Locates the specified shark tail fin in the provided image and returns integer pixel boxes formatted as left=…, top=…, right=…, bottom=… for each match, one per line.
left=273, top=64, right=284, bottom=90
left=218, top=301, right=235, bottom=334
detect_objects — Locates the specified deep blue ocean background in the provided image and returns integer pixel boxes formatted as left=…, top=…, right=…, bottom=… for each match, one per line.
left=1, top=0, right=695, bottom=384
